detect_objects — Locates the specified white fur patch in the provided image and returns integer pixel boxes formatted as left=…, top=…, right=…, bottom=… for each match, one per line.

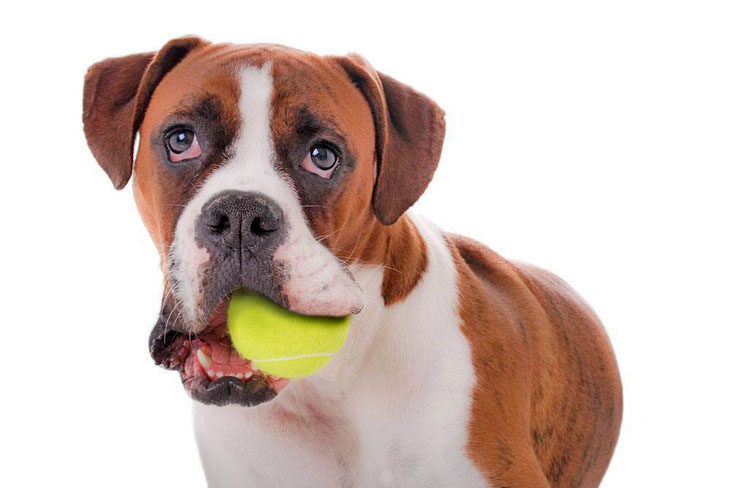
left=167, top=64, right=363, bottom=332
left=193, top=216, right=487, bottom=487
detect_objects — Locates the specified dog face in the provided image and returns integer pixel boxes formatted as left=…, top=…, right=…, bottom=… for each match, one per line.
left=83, top=37, right=445, bottom=406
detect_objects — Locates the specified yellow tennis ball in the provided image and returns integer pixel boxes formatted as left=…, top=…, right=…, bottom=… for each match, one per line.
left=227, top=290, right=350, bottom=379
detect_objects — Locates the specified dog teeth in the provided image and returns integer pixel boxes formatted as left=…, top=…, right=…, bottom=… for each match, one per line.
left=196, top=349, right=252, bottom=382
left=196, top=349, right=212, bottom=368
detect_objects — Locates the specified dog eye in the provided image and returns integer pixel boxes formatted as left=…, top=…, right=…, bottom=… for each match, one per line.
left=166, top=129, right=201, bottom=163
left=302, top=144, right=339, bottom=178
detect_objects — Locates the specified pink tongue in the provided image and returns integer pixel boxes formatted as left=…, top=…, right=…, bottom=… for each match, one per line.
left=200, top=324, right=248, bottom=367
left=208, top=338, right=246, bottom=366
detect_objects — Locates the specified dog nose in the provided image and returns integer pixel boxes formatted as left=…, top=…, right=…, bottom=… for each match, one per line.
left=197, top=191, right=284, bottom=253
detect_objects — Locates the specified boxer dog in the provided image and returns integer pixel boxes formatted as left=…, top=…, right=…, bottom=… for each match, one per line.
left=83, top=36, right=622, bottom=487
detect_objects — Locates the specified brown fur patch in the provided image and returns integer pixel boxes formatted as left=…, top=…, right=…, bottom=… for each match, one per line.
left=331, top=54, right=446, bottom=226
left=381, top=217, right=428, bottom=305
left=83, top=36, right=205, bottom=190
left=266, top=51, right=430, bottom=305
left=447, top=234, right=622, bottom=487
left=133, top=44, right=244, bottom=277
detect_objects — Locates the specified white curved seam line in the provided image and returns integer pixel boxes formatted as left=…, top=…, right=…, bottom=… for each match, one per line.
left=252, top=352, right=334, bottom=362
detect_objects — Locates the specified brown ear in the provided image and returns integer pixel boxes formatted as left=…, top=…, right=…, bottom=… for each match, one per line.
left=332, top=54, right=446, bottom=225
left=82, top=36, right=206, bottom=189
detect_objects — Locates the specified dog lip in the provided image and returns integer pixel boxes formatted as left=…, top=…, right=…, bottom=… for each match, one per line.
left=149, top=320, right=186, bottom=370
left=149, top=294, right=232, bottom=370
left=187, top=374, right=278, bottom=407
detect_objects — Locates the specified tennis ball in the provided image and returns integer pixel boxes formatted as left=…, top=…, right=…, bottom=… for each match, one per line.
left=227, top=290, right=350, bottom=379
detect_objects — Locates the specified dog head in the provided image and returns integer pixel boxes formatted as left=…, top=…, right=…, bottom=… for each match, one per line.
left=83, top=36, right=445, bottom=406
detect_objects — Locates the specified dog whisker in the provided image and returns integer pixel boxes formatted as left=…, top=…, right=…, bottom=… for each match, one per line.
left=314, top=224, right=346, bottom=243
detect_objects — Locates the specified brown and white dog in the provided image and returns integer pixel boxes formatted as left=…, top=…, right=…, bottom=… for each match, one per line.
left=83, top=36, right=622, bottom=487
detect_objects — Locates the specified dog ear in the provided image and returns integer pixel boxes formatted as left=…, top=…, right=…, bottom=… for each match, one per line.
left=332, top=54, right=446, bottom=225
left=83, top=36, right=206, bottom=189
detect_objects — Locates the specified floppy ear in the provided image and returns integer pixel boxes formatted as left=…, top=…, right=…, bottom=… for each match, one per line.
left=82, top=36, right=206, bottom=189
left=332, top=54, right=446, bottom=225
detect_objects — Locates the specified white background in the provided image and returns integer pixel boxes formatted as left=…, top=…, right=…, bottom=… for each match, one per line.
left=2, top=1, right=728, bottom=486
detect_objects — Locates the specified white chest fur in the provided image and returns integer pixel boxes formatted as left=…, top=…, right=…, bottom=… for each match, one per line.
left=193, top=216, right=487, bottom=487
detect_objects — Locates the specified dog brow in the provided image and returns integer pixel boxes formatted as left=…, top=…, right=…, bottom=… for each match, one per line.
left=195, top=96, right=222, bottom=121
left=159, top=96, right=224, bottom=125
left=293, top=107, right=349, bottom=153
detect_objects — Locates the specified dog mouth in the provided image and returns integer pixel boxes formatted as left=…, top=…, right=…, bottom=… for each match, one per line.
left=149, top=298, right=289, bottom=407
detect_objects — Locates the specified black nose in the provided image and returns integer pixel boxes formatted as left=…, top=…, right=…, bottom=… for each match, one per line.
left=197, top=191, right=284, bottom=253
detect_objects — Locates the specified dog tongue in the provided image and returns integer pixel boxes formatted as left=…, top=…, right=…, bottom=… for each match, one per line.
left=212, top=336, right=245, bottom=365
left=198, top=324, right=247, bottom=366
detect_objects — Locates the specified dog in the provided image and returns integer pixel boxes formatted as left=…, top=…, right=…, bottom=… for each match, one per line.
left=83, top=36, right=622, bottom=487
